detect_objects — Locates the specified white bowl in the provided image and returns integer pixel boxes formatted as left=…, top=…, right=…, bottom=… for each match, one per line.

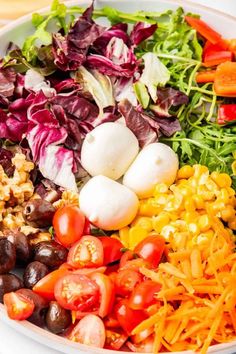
left=0, top=1, right=236, bottom=353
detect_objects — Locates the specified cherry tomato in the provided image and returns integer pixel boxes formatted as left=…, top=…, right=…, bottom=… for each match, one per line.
left=116, top=269, right=142, bottom=297
left=105, top=263, right=120, bottom=276
left=54, top=274, right=99, bottom=311
left=68, top=314, right=106, bottom=348
left=134, top=235, right=165, bottom=268
left=120, top=250, right=137, bottom=268
left=33, top=268, right=69, bottom=300
left=3, top=292, right=34, bottom=320
left=115, top=300, right=148, bottom=335
left=83, top=218, right=91, bottom=235
left=53, top=205, right=85, bottom=248
left=121, top=258, right=149, bottom=272
left=105, top=329, right=128, bottom=350
left=127, top=336, right=154, bottom=353
left=129, top=281, right=161, bottom=310
left=73, top=266, right=107, bottom=276
left=71, top=309, right=99, bottom=320
left=90, top=272, right=115, bottom=318
left=67, top=236, right=104, bottom=268
left=99, top=237, right=123, bottom=265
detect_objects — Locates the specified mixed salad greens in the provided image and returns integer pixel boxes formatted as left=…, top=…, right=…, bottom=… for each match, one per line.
left=0, top=0, right=235, bottom=191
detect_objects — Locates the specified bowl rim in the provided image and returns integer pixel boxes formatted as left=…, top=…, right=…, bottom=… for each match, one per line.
left=0, top=0, right=236, bottom=353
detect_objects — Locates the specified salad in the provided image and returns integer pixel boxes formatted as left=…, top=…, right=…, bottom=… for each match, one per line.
left=0, top=1, right=235, bottom=354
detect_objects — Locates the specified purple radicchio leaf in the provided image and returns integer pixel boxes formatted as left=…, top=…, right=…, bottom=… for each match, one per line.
left=52, top=2, right=105, bottom=71
left=93, top=23, right=129, bottom=55
left=0, top=67, right=16, bottom=97
left=118, top=99, right=159, bottom=147
left=153, top=116, right=181, bottom=137
left=0, top=148, right=15, bottom=177
left=54, top=78, right=81, bottom=93
left=150, top=87, right=189, bottom=118
left=130, top=22, right=157, bottom=46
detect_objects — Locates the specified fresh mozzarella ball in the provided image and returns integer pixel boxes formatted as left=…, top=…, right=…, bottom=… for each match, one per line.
left=79, top=175, right=139, bottom=230
left=123, top=143, right=179, bottom=198
left=81, top=122, right=139, bottom=180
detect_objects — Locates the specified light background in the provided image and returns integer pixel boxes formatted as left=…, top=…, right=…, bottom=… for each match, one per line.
left=0, top=0, right=236, bottom=353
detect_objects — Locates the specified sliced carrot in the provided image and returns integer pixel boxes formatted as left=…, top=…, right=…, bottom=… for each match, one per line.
left=185, top=16, right=221, bottom=44
left=214, top=61, right=236, bottom=97
left=196, top=70, right=216, bottom=83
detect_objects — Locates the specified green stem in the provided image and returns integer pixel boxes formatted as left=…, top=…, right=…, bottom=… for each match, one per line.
left=155, top=53, right=200, bottom=64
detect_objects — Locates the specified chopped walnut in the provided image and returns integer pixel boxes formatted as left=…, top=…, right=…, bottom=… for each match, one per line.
left=28, top=232, right=52, bottom=246
left=53, top=190, right=79, bottom=209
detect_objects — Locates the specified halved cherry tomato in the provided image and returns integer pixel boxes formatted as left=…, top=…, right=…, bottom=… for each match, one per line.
left=71, top=309, right=99, bottom=321
left=134, top=235, right=165, bottom=268
left=127, top=336, right=154, bottom=353
left=185, top=16, right=221, bottom=44
left=129, top=280, right=161, bottom=310
left=105, top=263, right=120, bottom=276
left=73, top=266, right=107, bottom=276
left=33, top=267, right=69, bottom=300
left=3, top=292, right=35, bottom=320
left=67, top=236, right=104, bottom=268
left=121, top=258, right=150, bottom=272
left=54, top=274, right=99, bottom=311
left=115, top=300, right=148, bottom=335
left=68, top=314, right=106, bottom=348
left=116, top=269, right=142, bottom=297
left=53, top=205, right=85, bottom=248
left=105, top=329, right=128, bottom=350
left=98, top=237, right=123, bottom=265
left=83, top=218, right=91, bottom=235
left=120, top=250, right=137, bottom=268
left=90, top=272, right=115, bottom=318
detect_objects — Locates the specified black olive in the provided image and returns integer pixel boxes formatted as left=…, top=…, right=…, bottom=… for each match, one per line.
left=16, top=288, right=48, bottom=326
left=23, top=261, right=49, bottom=289
left=23, top=199, right=55, bottom=228
left=46, top=301, right=71, bottom=334
left=0, top=273, right=23, bottom=303
left=2, top=231, right=31, bottom=263
left=33, top=241, right=68, bottom=268
left=0, top=239, right=16, bottom=274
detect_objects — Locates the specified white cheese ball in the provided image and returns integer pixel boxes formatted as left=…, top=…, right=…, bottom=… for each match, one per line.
left=123, top=143, right=179, bottom=198
left=79, top=175, right=139, bottom=230
left=81, top=122, right=139, bottom=180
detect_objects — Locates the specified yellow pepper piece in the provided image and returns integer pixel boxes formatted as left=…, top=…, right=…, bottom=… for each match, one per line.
left=119, top=227, right=130, bottom=248
left=129, top=226, right=148, bottom=250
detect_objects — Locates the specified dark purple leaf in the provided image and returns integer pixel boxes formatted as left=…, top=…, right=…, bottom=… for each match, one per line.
left=54, top=78, right=81, bottom=93
left=151, top=87, right=189, bottom=117
left=0, top=95, right=9, bottom=107
left=0, top=67, right=16, bottom=97
left=153, top=116, right=181, bottom=137
left=130, top=22, right=157, bottom=46
left=93, top=23, right=129, bottom=55
left=0, top=148, right=15, bottom=177
left=118, top=99, right=159, bottom=147
left=86, top=55, right=137, bottom=77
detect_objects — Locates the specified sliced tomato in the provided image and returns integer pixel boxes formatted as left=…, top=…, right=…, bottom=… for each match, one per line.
left=53, top=205, right=85, bottom=248
left=98, top=237, right=123, bottom=265
left=134, top=235, right=165, bottom=268
left=129, top=280, right=161, bottom=310
left=67, top=236, right=104, bottom=268
left=33, top=268, right=69, bottom=301
left=3, top=292, right=35, bottom=320
left=54, top=274, right=99, bottom=311
left=115, top=300, right=148, bottom=335
left=71, top=309, right=99, bottom=321
left=185, top=16, right=221, bottom=44
left=105, top=329, right=128, bottom=350
left=68, top=314, right=106, bottom=348
left=73, top=266, right=107, bottom=276
left=115, top=269, right=142, bottom=297
left=83, top=218, right=91, bottom=235
left=90, top=272, right=115, bottom=318
left=121, top=258, right=149, bottom=272
left=127, top=336, right=154, bottom=353
left=105, top=263, right=120, bottom=276
left=120, top=250, right=137, bottom=268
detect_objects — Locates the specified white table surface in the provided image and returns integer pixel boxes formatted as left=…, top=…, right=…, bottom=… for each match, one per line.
left=0, top=1, right=236, bottom=354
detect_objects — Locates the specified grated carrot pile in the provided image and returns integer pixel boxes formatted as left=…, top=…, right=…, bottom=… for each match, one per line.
left=127, top=165, right=236, bottom=354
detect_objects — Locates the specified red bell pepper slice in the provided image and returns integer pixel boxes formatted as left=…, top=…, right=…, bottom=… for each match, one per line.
left=217, top=104, right=236, bottom=124
left=204, top=51, right=233, bottom=67
left=185, top=16, right=221, bottom=44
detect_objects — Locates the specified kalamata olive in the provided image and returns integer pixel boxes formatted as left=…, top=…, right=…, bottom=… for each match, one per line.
left=0, top=239, right=16, bottom=274
left=23, top=199, right=55, bottom=228
left=16, top=288, right=48, bottom=326
left=23, top=261, right=49, bottom=289
left=0, top=273, right=23, bottom=303
left=33, top=241, right=68, bottom=268
left=2, top=231, right=31, bottom=263
left=46, top=301, right=71, bottom=334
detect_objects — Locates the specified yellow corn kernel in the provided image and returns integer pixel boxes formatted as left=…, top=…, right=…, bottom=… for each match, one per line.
left=184, top=199, right=196, bottom=213
left=220, top=206, right=235, bottom=222
left=192, top=195, right=205, bottom=210
left=160, top=225, right=177, bottom=242
left=228, top=220, right=236, bottom=230
left=132, top=217, right=153, bottom=232
left=193, top=165, right=209, bottom=178
left=227, top=187, right=235, bottom=197
left=198, top=214, right=211, bottom=232
left=212, top=201, right=226, bottom=212
left=183, top=211, right=199, bottom=224
left=154, top=183, right=169, bottom=195
left=138, top=202, right=160, bottom=216
left=211, top=172, right=232, bottom=188
left=218, top=188, right=230, bottom=204
left=197, top=186, right=215, bottom=201
left=153, top=212, right=170, bottom=233
left=177, top=165, right=194, bottom=180
left=188, top=223, right=200, bottom=235
left=119, top=227, right=130, bottom=248
left=129, top=226, right=148, bottom=249
left=205, top=179, right=218, bottom=192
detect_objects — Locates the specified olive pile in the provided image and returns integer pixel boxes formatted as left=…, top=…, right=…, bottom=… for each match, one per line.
left=0, top=199, right=72, bottom=334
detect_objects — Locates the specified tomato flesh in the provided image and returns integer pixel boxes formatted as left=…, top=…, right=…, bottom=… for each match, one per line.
left=105, top=329, right=128, bottom=350
left=134, top=235, right=165, bottom=268
left=54, top=274, right=99, bottom=311
left=120, top=250, right=137, bottom=268
left=33, top=268, right=69, bottom=300
left=116, top=269, right=142, bottom=297
left=90, top=272, right=115, bottom=318
left=67, top=236, right=104, bottom=268
left=53, top=205, right=85, bottom=248
left=4, top=292, right=35, bottom=320
left=99, top=237, right=123, bottom=265
left=129, top=280, right=161, bottom=310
